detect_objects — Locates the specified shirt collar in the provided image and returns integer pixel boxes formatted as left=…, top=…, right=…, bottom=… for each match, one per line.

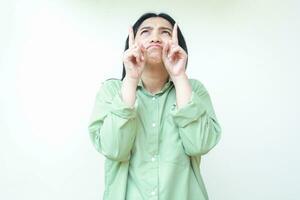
left=137, top=77, right=173, bottom=95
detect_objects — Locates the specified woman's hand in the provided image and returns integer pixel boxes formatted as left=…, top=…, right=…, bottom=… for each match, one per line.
left=123, top=26, right=146, bottom=81
left=162, top=23, right=188, bottom=79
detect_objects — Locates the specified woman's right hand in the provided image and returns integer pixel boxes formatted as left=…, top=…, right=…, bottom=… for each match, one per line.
left=123, top=26, right=146, bottom=81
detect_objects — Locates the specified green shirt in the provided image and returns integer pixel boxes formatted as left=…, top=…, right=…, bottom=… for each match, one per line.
left=88, top=78, right=221, bottom=200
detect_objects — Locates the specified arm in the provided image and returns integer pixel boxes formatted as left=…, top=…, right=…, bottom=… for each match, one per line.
left=88, top=25, right=146, bottom=162
left=121, top=76, right=139, bottom=107
left=170, top=78, right=222, bottom=156
left=172, top=73, right=192, bottom=109
left=161, top=24, right=221, bottom=157
left=88, top=80, right=138, bottom=162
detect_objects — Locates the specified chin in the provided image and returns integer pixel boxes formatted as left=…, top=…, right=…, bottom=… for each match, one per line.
left=147, top=57, right=163, bottom=66
left=147, top=53, right=163, bottom=65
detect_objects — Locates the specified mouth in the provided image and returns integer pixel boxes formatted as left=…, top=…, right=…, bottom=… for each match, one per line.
left=147, top=44, right=162, bottom=49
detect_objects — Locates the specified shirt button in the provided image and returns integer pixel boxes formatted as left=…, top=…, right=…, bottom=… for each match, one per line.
left=151, top=157, right=156, bottom=162
left=151, top=191, right=156, bottom=195
left=152, top=96, right=156, bottom=100
left=152, top=123, right=156, bottom=127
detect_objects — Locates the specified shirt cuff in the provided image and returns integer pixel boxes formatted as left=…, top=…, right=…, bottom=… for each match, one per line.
left=110, top=91, right=138, bottom=119
left=170, top=91, right=207, bottom=128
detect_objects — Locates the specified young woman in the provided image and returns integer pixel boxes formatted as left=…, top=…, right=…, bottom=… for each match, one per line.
left=88, top=12, right=222, bottom=200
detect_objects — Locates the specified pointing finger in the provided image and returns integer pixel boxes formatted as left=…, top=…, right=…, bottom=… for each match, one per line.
left=162, top=41, right=170, bottom=60
left=128, top=26, right=134, bottom=48
left=139, top=44, right=146, bottom=60
left=172, top=23, right=178, bottom=45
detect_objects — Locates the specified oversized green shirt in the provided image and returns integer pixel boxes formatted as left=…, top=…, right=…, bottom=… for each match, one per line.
left=88, top=78, right=221, bottom=200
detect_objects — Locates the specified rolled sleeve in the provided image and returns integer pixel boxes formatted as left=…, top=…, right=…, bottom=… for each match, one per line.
left=110, top=90, right=138, bottom=119
left=88, top=80, right=138, bottom=162
left=170, top=91, right=206, bottom=128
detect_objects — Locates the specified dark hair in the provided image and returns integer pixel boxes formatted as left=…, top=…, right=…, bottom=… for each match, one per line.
left=121, top=12, right=188, bottom=80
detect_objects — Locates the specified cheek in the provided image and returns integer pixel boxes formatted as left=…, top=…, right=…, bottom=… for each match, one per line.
left=134, top=36, right=142, bottom=45
left=136, top=39, right=147, bottom=47
left=162, top=34, right=172, bottom=41
left=161, top=38, right=172, bottom=46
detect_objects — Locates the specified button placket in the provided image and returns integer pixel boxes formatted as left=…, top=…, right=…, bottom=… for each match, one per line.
left=151, top=154, right=159, bottom=162
left=149, top=187, right=158, bottom=198
left=148, top=94, right=159, bottom=200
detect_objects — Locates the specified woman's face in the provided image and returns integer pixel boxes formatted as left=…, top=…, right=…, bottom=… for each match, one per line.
left=135, top=17, right=173, bottom=65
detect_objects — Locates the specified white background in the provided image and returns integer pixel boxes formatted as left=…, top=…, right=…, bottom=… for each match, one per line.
left=1, top=0, right=299, bottom=199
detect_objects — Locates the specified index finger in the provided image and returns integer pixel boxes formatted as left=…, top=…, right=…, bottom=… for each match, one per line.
left=128, top=26, right=135, bottom=48
left=172, top=23, right=178, bottom=45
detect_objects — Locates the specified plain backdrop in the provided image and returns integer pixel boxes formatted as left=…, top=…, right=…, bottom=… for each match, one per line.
left=1, top=0, right=299, bottom=199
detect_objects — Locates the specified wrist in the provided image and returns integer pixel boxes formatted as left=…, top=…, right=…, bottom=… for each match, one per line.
left=123, top=75, right=139, bottom=86
left=170, top=73, right=188, bottom=85
left=121, top=76, right=138, bottom=108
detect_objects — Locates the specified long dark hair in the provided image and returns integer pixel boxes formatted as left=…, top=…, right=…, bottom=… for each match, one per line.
left=121, top=12, right=188, bottom=80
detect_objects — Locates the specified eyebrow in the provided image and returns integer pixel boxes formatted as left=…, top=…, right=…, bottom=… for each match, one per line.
left=139, top=26, right=172, bottom=32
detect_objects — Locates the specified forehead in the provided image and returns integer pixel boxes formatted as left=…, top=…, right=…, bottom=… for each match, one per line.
left=138, top=17, right=173, bottom=30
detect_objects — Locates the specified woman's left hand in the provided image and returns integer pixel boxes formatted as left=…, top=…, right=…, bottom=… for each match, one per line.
left=162, top=23, right=188, bottom=78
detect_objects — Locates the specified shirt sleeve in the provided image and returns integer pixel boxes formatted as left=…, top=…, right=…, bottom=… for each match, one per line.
left=170, top=79, right=222, bottom=156
left=88, top=80, right=138, bottom=162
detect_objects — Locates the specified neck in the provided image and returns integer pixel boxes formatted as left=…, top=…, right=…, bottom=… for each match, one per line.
left=141, top=63, right=169, bottom=95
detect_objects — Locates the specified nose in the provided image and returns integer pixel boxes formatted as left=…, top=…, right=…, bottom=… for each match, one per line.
left=150, top=32, right=161, bottom=43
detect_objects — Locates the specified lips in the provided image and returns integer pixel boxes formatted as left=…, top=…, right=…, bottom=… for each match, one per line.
left=147, top=44, right=162, bottom=49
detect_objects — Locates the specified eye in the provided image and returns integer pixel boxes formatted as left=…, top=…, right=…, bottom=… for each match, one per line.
left=162, top=31, right=171, bottom=36
left=140, top=30, right=149, bottom=35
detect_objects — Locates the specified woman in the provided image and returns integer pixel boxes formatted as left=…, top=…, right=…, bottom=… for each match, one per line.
left=88, top=12, right=221, bottom=200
